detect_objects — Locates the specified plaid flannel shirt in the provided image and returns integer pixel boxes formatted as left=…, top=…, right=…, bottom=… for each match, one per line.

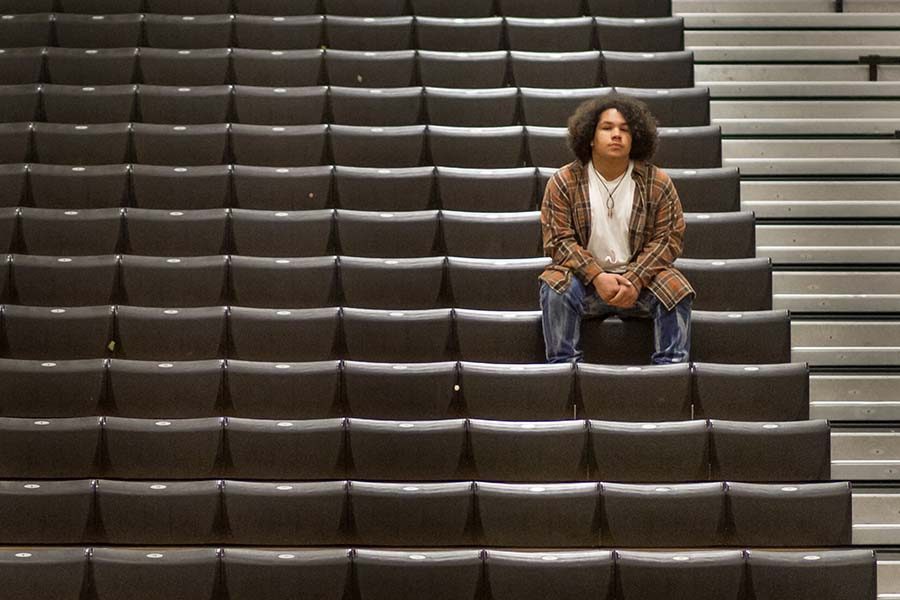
left=539, top=159, right=695, bottom=311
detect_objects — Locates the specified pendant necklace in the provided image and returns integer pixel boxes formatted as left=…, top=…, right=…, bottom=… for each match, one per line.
left=591, top=162, right=626, bottom=219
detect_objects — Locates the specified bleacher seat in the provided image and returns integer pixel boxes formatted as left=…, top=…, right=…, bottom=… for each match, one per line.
left=103, top=416, right=222, bottom=479
left=350, top=480, right=474, bottom=545
left=58, top=0, right=142, bottom=13
left=233, top=85, right=327, bottom=125
left=429, top=125, right=525, bottom=168
left=225, top=417, right=345, bottom=479
left=414, top=16, right=504, bottom=52
left=511, top=51, right=603, bottom=89
left=0, top=84, right=39, bottom=123
left=0, top=0, right=53, bottom=12
left=348, top=417, right=466, bottom=480
left=325, top=16, right=414, bottom=51
left=410, top=0, right=493, bottom=18
left=0, top=48, right=44, bottom=85
left=747, top=550, right=877, bottom=600
left=667, top=167, right=740, bottom=213
left=124, top=208, right=228, bottom=256
left=0, top=416, right=100, bottom=478
left=107, top=359, right=223, bottom=418
left=417, top=50, right=508, bottom=89
left=0, top=164, right=27, bottom=207
left=2, top=305, right=114, bottom=360
left=683, top=211, right=756, bottom=259
left=145, top=0, right=231, bottom=13
left=602, top=50, right=694, bottom=88
left=331, top=124, right=425, bottom=167
left=591, top=419, right=708, bottom=482
left=0, top=547, right=87, bottom=600
left=33, top=123, right=130, bottom=166
left=30, top=164, right=128, bottom=210
left=45, top=47, right=137, bottom=86
left=0, top=15, right=51, bottom=49
left=458, top=361, right=572, bottom=419
left=225, top=359, right=341, bottom=419
left=234, top=15, right=324, bottom=50
left=222, top=480, right=346, bottom=545
left=691, top=309, right=792, bottom=365
left=90, top=547, right=220, bottom=600
left=233, top=164, right=333, bottom=210
left=496, top=0, right=583, bottom=17
left=120, top=255, right=227, bottom=307
left=335, top=209, right=438, bottom=257
left=94, top=479, right=220, bottom=544
left=654, top=125, right=722, bottom=170
left=232, top=0, right=319, bottom=15
left=231, top=49, right=323, bottom=87
left=11, top=254, right=117, bottom=306
left=618, top=86, right=710, bottom=128
left=436, top=167, right=535, bottom=212
left=342, top=308, right=454, bottom=362
left=231, top=208, right=333, bottom=256
left=484, top=550, right=614, bottom=600
left=447, top=257, right=546, bottom=310
left=526, top=125, right=572, bottom=168
left=143, top=14, right=234, bottom=50
left=132, top=164, right=230, bottom=210
left=354, top=549, right=483, bottom=600
left=0, top=207, right=18, bottom=252
left=519, top=87, right=612, bottom=127
left=470, top=419, right=587, bottom=482
left=222, top=549, right=351, bottom=600
left=228, top=306, right=341, bottom=361
left=114, top=305, right=227, bottom=360
left=595, top=17, right=684, bottom=53
left=674, top=257, right=772, bottom=312
left=424, top=87, right=518, bottom=127
left=335, top=165, right=433, bottom=211
left=325, top=49, right=417, bottom=88
left=340, top=256, right=445, bottom=309
left=231, top=123, right=328, bottom=167
left=136, top=85, right=232, bottom=125
left=0, top=123, right=32, bottom=164
left=137, top=48, right=231, bottom=86
left=342, top=359, right=458, bottom=419
left=692, top=362, right=810, bottom=421
left=476, top=481, right=600, bottom=546
left=323, top=0, right=408, bottom=16
left=454, top=309, right=545, bottom=363
left=132, top=123, right=229, bottom=166
left=441, top=210, right=541, bottom=257
left=0, top=358, right=105, bottom=418
left=588, top=0, right=672, bottom=18
left=506, top=17, right=595, bottom=52
left=0, top=479, right=92, bottom=543
left=229, top=255, right=338, bottom=308
left=53, top=14, right=142, bottom=49
left=616, top=550, right=745, bottom=600
left=330, top=86, right=422, bottom=126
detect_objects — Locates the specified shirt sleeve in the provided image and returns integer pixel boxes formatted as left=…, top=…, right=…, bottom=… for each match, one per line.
left=540, top=170, right=604, bottom=287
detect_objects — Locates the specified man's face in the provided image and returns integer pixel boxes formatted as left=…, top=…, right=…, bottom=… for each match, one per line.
left=592, top=108, right=632, bottom=161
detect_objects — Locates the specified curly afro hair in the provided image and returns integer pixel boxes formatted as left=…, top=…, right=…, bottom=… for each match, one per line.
left=567, top=93, right=659, bottom=164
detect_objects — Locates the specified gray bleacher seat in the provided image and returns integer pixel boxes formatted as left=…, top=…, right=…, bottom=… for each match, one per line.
left=225, top=417, right=345, bottom=479
left=331, top=124, right=426, bottom=167
left=343, top=308, right=454, bottom=362
left=0, top=164, right=20, bottom=206
left=0, top=0, right=53, bottom=12
left=229, top=255, right=339, bottom=308
left=447, top=257, right=547, bottom=310
left=233, top=164, right=333, bottom=210
left=330, top=86, right=423, bottom=126
left=417, top=50, right=509, bottom=89
left=0, top=84, right=40, bottom=122
left=234, top=15, right=324, bottom=50
left=747, top=550, right=877, bottom=600
left=325, top=16, right=414, bottom=51
left=458, top=361, right=573, bottom=420
left=33, top=123, right=130, bottom=166
left=666, top=166, right=740, bottom=213
left=616, top=86, right=709, bottom=127
left=335, top=165, right=434, bottom=211
left=0, top=547, right=87, bottom=600
left=2, top=304, right=114, bottom=360
left=595, top=16, right=684, bottom=53
left=143, top=14, right=234, bottom=50
left=424, top=87, right=518, bottom=127
left=588, top=0, right=672, bottom=18
left=232, top=0, right=319, bottom=14
left=42, top=84, right=136, bottom=124
left=496, top=0, right=584, bottom=17
left=53, top=14, right=142, bottom=49
left=691, top=309, right=792, bottom=365
left=323, top=0, right=408, bottom=16
left=0, top=480, right=93, bottom=544
left=354, top=549, right=483, bottom=600
left=0, top=416, right=100, bottom=478
left=692, top=362, right=810, bottom=422
left=348, top=418, right=466, bottom=480
left=616, top=550, right=745, bottom=600
left=0, top=206, right=18, bottom=253
left=232, top=85, right=328, bottom=125
left=340, top=256, right=446, bottom=309
left=132, top=164, right=230, bottom=210
left=114, top=306, right=228, bottom=361
left=526, top=125, right=573, bottom=168
left=136, top=85, right=232, bottom=125
left=602, top=50, right=694, bottom=88
left=674, top=257, right=772, bottom=312
left=11, top=254, right=118, bottom=306
left=414, top=16, right=504, bottom=52
left=429, top=125, right=525, bottom=168
left=485, top=550, right=615, bottom=600
left=137, top=48, right=231, bottom=86
left=519, top=87, right=612, bottom=127
left=231, top=124, right=329, bottom=167
left=325, top=49, right=417, bottom=88
left=335, top=209, right=439, bottom=257
left=132, top=123, right=230, bottom=166
left=0, top=48, right=44, bottom=85
left=145, top=0, right=231, bottom=13
left=454, top=309, right=545, bottom=363
left=225, top=359, right=342, bottom=419
left=124, top=208, right=228, bottom=256
left=0, top=123, right=32, bottom=164
left=441, top=210, right=541, bottom=258
left=231, top=208, right=334, bottom=256
left=342, top=360, right=458, bottom=419
left=506, top=17, right=595, bottom=52
left=222, top=549, right=351, bottom=600
left=0, top=358, right=105, bottom=418
left=410, top=0, right=493, bottom=17
left=107, top=359, right=223, bottom=419
left=46, top=48, right=137, bottom=85
left=591, top=419, right=708, bottom=482
left=0, top=15, right=50, bottom=48
left=228, top=306, right=341, bottom=362
left=437, top=166, right=538, bottom=212
left=655, top=125, right=722, bottom=170
left=90, top=547, right=220, bottom=600
left=120, top=255, right=228, bottom=307
left=511, top=51, right=603, bottom=89
left=231, top=48, right=323, bottom=87
left=682, top=211, right=756, bottom=260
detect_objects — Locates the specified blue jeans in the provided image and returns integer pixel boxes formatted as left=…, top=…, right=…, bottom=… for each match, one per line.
left=540, top=277, right=692, bottom=364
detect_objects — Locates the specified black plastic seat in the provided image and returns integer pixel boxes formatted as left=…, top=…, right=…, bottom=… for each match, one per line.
left=477, top=481, right=600, bottom=547
left=226, top=359, right=342, bottom=419
left=667, top=167, right=740, bottom=213
left=417, top=50, right=508, bottom=88
left=145, top=0, right=231, bottom=13
left=3, top=305, right=114, bottom=360
left=692, top=362, right=810, bottom=421
left=0, top=206, right=16, bottom=252
left=506, top=17, right=594, bottom=51
left=144, top=14, right=234, bottom=50
left=233, top=164, right=333, bottom=210
left=441, top=210, right=541, bottom=258
left=234, top=14, right=324, bottom=49
left=0, top=358, right=105, bottom=417
left=330, top=86, right=423, bottom=126
left=30, top=164, right=128, bottom=210
left=602, top=50, right=694, bottom=88
left=458, top=361, right=573, bottom=419
left=0, top=547, right=88, bottom=600
left=58, top=0, right=143, bottom=9
left=354, top=549, right=483, bottom=600
left=455, top=309, right=545, bottom=363
left=424, top=87, right=518, bottom=127
left=231, top=123, right=328, bottom=167
left=596, top=16, right=684, bottom=52
left=0, top=164, right=22, bottom=207
left=325, top=49, right=417, bottom=87
left=331, top=124, right=426, bottom=167
left=103, top=416, right=222, bottom=479
left=33, top=123, right=130, bottom=166
left=588, top=0, right=671, bottom=17
left=526, top=125, right=574, bottom=168
left=334, top=165, right=434, bottom=211
left=0, top=480, right=93, bottom=544
left=225, top=417, right=345, bottom=480
left=231, top=48, right=324, bottom=87
left=120, top=255, right=228, bottom=307
left=674, top=257, right=772, bottom=312
left=340, top=256, right=445, bottom=309
left=410, top=0, right=493, bottom=17
left=342, top=308, right=454, bottom=362
left=54, top=14, right=141, bottom=48
left=0, top=123, right=32, bottom=164
left=0, top=0, right=53, bottom=12
left=124, top=208, right=228, bottom=256
left=233, top=85, right=328, bottom=125
left=497, top=0, right=583, bottom=17
left=323, top=0, right=408, bottom=16
left=114, top=305, right=228, bottom=361
left=231, top=208, right=334, bottom=256
left=232, top=0, right=319, bottom=14
left=132, top=164, right=231, bottom=210
left=0, top=416, right=100, bottom=478
left=0, top=84, right=39, bottom=122
left=654, top=125, right=722, bottom=169
left=336, top=209, right=438, bottom=257
left=230, top=255, right=338, bottom=308
left=325, top=15, right=413, bottom=50
left=616, top=86, right=709, bottom=127
left=747, top=550, right=876, bottom=600
left=511, top=51, right=602, bottom=88
left=447, top=257, right=546, bottom=310
left=342, top=360, right=458, bottom=419
left=591, top=419, right=708, bottom=482
left=0, top=48, right=44, bottom=85
left=436, top=166, right=537, bottom=212
left=691, top=309, right=791, bottom=365
left=136, top=84, right=232, bottom=125
left=132, top=123, right=230, bottom=166
left=137, top=48, right=231, bottom=86
left=19, top=207, right=122, bottom=255
left=222, top=549, right=352, bottom=600
left=682, top=211, right=756, bottom=260
left=616, top=550, right=745, bottom=600
left=90, top=547, right=220, bottom=600
left=222, top=480, right=347, bottom=545
left=348, top=417, right=466, bottom=480
left=11, top=254, right=118, bottom=306
left=578, top=363, right=692, bottom=421
left=107, top=359, right=223, bottom=419
left=228, top=306, right=341, bottom=361
left=520, top=87, right=612, bottom=127
left=415, top=16, right=503, bottom=52
left=485, top=550, right=614, bottom=600
left=94, top=479, right=221, bottom=544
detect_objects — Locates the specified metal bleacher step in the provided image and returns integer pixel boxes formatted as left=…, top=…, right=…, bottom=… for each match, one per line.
left=693, top=45, right=900, bottom=62
left=688, top=30, right=900, bottom=46
left=682, top=12, right=900, bottom=28
left=723, top=138, right=900, bottom=175
left=792, top=319, right=900, bottom=366
left=879, top=555, right=900, bottom=599
left=701, top=80, right=900, bottom=98
left=713, top=99, right=900, bottom=135
left=812, top=373, right=900, bottom=421
left=757, top=224, right=900, bottom=264
left=674, top=0, right=900, bottom=11
left=742, top=180, right=900, bottom=219
left=853, top=488, right=900, bottom=545
left=835, top=429, right=900, bottom=481
left=773, top=270, right=900, bottom=312
left=696, top=64, right=900, bottom=82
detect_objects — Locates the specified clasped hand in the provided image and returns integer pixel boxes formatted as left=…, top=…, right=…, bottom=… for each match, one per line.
left=593, top=272, right=639, bottom=308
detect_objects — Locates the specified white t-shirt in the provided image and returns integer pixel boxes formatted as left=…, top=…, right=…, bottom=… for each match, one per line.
left=586, top=160, right=634, bottom=273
